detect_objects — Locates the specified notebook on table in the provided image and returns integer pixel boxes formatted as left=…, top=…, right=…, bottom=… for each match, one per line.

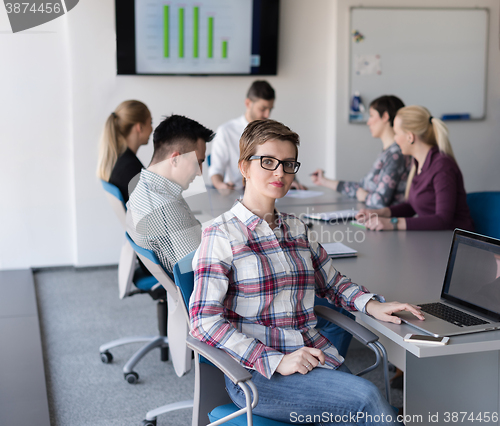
left=322, top=242, right=358, bottom=258
left=304, top=209, right=358, bottom=222
left=395, top=229, right=500, bottom=337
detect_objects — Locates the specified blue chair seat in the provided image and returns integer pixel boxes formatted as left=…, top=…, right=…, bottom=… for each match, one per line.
left=134, top=274, right=159, bottom=291
left=132, top=263, right=161, bottom=291
left=209, top=403, right=313, bottom=426
left=467, top=192, right=500, bottom=239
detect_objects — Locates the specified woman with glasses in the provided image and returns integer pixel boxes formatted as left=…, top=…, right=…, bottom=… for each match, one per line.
left=189, top=119, right=423, bottom=425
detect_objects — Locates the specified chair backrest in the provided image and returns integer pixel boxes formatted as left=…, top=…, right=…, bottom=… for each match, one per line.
left=467, top=192, right=500, bottom=239
left=173, top=250, right=196, bottom=309
left=126, top=233, right=192, bottom=378
left=100, top=180, right=137, bottom=298
left=173, top=251, right=233, bottom=426
left=125, top=233, right=177, bottom=296
left=101, top=180, right=127, bottom=229
left=117, top=238, right=138, bottom=299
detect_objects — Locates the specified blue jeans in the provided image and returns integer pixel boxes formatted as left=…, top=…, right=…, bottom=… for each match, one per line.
left=314, top=296, right=354, bottom=358
left=225, top=364, right=401, bottom=425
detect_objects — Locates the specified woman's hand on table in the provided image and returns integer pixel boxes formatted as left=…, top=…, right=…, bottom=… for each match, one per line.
left=366, top=300, right=425, bottom=324
left=355, top=207, right=393, bottom=230
left=310, top=169, right=326, bottom=186
left=276, top=347, right=325, bottom=376
left=310, top=169, right=338, bottom=191
left=365, top=216, right=394, bottom=231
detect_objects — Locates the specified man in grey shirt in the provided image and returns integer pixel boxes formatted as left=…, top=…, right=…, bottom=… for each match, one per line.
left=126, top=114, right=214, bottom=273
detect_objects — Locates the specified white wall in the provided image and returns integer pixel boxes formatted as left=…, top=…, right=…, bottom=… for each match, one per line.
left=0, top=0, right=336, bottom=269
left=0, top=8, right=75, bottom=269
left=334, top=0, right=500, bottom=193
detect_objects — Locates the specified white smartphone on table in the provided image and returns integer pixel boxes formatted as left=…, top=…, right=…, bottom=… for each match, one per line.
left=403, top=334, right=450, bottom=345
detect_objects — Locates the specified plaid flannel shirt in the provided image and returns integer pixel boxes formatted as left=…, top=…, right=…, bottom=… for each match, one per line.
left=189, top=201, right=381, bottom=379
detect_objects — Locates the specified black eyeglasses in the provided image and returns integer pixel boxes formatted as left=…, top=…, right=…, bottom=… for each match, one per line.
left=248, top=156, right=301, bottom=174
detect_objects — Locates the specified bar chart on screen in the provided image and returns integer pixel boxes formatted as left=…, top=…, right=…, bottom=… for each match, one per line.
left=135, top=0, right=252, bottom=74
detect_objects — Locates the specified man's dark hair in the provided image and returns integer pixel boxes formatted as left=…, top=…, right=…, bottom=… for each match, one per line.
left=151, top=114, right=215, bottom=163
left=246, top=80, right=275, bottom=102
left=369, top=95, right=405, bottom=127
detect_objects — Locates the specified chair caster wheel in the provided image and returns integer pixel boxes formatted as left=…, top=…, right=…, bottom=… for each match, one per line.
left=100, top=351, right=113, bottom=364
left=125, top=371, right=139, bottom=384
left=142, top=419, right=156, bottom=426
left=160, top=346, right=169, bottom=362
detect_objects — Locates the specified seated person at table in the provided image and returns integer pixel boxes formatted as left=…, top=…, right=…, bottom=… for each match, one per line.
left=357, top=106, right=474, bottom=231
left=189, top=119, right=424, bottom=425
left=97, top=100, right=153, bottom=203
left=311, top=95, right=411, bottom=208
left=209, top=80, right=306, bottom=191
left=126, top=115, right=215, bottom=273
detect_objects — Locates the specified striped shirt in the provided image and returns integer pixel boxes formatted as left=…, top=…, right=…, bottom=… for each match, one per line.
left=126, top=169, right=202, bottom=273
left=189, top=201, right=381, bottom=379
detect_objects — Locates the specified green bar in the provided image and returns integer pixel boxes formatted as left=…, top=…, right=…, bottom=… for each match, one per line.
left=222, top=40, right=228, bottom=58
left=163, top=5, right=169, bottom=58
left=178, top=8, right=184, bottom=58
left=193, top=7, right=199, bottom=58
left=207, top=16, right=213, bottom=58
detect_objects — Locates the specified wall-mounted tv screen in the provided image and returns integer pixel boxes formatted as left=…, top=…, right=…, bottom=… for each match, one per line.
left=116, top=0, right=279, bottom=76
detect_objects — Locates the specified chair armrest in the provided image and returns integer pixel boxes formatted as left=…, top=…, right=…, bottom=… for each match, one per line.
left=314, top=306, right=378, bottom=346
left=186, top=335, right=253, bottom=385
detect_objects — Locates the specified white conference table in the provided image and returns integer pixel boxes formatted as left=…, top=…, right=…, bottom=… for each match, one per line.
left=288, top=205, right=500, bottom=424
left=189, top=187, right=500, bottom=423
left=186, top=186, right=361, bottom=219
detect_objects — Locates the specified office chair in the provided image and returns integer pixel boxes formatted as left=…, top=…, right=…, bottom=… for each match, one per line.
left=101, top=180, right=127, bottom=228
left=467, top=192, right=500, bottom=239
left=126, top=233, right=194, bottom=426
left=175, top=251, right=392, bottom=426
left=99, top=180, right=169, bottom=384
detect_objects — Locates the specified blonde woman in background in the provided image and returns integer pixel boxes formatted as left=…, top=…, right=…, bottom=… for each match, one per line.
left=97, top=100, right=153, bottom=202
left=357, top=106, right=474, bottom=231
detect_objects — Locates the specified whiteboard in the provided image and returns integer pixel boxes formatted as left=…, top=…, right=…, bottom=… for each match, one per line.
left=350, top=8, right=489, bottom=121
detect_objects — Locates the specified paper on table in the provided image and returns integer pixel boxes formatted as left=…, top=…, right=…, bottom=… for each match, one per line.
left=284, top=189, right=324, bottom=199
left=304, top=209, right=358, bottom=221
left=321, top=242, right=358, bottom=258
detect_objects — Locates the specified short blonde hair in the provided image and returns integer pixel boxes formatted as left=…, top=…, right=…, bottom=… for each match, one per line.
left=238, top=119, right=300, bottom=185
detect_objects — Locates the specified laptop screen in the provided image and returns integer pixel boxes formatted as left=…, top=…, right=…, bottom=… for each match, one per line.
left=442, top=230, right=500, bottom=321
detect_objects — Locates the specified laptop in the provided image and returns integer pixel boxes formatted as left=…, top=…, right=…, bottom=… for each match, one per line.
left=395, top=229, right=500, bottom=337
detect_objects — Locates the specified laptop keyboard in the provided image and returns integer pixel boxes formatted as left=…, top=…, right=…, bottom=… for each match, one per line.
left=419, top=303, right=489, bottom=327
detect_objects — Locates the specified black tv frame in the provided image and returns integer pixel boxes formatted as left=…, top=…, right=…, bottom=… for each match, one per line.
left=115, top=0, right=279, bottom=76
